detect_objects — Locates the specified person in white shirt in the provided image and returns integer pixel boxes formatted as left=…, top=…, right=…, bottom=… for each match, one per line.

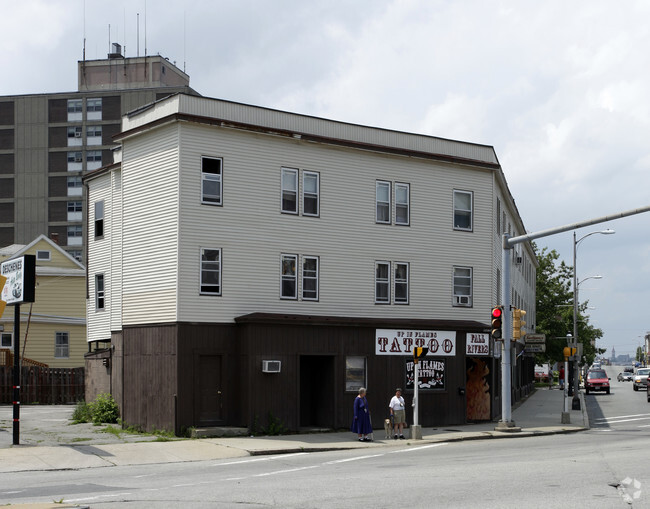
left=388, top=388, right=406, bottom=439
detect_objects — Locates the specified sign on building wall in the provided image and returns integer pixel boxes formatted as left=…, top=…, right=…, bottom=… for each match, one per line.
left=376, top=329, right=456, bottom=357
left=405, top=359, right=445, bottom=390
left=1, top=255, right=36, bottom=305
left=465, top=333, right=491, bottom=356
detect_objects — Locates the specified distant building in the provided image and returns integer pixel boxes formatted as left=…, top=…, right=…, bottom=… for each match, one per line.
left=0, top=44, right=199, bottom=260
left=85, top=93, right=537, bottom=434
left=1, top=234, right=85, bottom=367
left=611, top=346, right=616, bottom=361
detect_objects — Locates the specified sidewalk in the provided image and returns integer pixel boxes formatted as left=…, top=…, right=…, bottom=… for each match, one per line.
left=0, top=386, right=587, bottom=477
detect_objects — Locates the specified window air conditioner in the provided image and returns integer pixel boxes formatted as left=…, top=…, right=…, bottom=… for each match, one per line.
left=74, top=156, right=82, bottom=162
left=262, top=360, right=281, bottom=373
left=74, top=131, right=82, bottom=138
left=455, top=295, right=470, bottom=305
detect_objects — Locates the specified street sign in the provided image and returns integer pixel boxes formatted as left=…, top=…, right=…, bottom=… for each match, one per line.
left=525, top=333, right=546, bottom=344
left=526, top=344, right=546, bottom=353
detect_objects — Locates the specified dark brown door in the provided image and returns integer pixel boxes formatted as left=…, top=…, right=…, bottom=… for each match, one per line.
left=195, top=354, right=223, bottom=425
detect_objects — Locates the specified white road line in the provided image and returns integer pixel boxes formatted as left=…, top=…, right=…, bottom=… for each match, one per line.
left=254, top=465, right=320, bottom=476
left=388, top=443, right=449, bottom=453
left=324, top=453, right=385, bottom=464
left=594, top=417, right=650, bottom=424
left=214, top=452, right=308, bottom=466
left=594, top=413, right=650, bottom=421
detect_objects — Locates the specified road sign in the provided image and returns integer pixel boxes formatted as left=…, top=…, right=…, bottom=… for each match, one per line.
left=525, top=333, right=546, bottom=344
left=526, top=344, right=546, bottom=353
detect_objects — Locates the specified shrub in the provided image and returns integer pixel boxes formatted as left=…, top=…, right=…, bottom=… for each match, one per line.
left=72, top=401, right=92, bottom=424
left=89, top=393, right=119, bottom=425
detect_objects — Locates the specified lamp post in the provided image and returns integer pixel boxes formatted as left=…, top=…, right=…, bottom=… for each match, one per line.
left=572, top=229, right=615, bottom=409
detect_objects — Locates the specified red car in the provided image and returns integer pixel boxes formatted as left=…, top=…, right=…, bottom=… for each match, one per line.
left=585, top=369, right=610, bottom=395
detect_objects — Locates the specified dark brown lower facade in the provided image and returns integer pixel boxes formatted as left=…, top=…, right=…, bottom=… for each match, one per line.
left=85, top=313, right=535, bottom=435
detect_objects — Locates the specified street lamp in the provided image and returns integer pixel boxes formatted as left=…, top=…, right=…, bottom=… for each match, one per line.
left=572, top=229, right=615, bottom=409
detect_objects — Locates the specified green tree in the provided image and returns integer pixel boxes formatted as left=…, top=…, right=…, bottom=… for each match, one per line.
left=534, top=244, right=605, bottom=366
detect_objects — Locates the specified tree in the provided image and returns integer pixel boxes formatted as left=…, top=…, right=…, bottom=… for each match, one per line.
left=534, top=244, right=605, bottom=366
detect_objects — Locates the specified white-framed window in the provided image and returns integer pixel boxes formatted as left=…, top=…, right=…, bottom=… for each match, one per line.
left=394, top=262, right=409, bottom=304
left=67, top=151, right=83, bottom=163
left=376, top=181, right=391, bottom=224
left=87, top=98, right=102, bottom=118
left=86, top=125, right=102, bottom=138
left=302, top=256, right=319, bottom=301
left=87, top=150, right=102, bottom=162
left=94, top=200, right=104, bottom=238
left=68, top=201, right=82, bottom=222
left=281, top=168, right=298, bottom=214
left=345, top=356, right=367, bottom=392
left=200, top=248, right=222, bottom=295
left=375, top=261, right=390, bottom=303
left=67, top=126, right=83, bottom=138
left=453, top=266, right=473, bottom=307
left=67, top=99, right=83, bottom=113
left=281, top=254, right=298, bottom=299
left=201, top=156, right=222, bottom=205
left=1, top=332, right=13, bottom=349
left=55, top=332, right=69, bottom=358
left=453, top=190, right=473, bottom=231
left=395, top=183, right=410, bottom=226
left=67, top=225, right=82, bottom=246
left=95, top=274, right=105, bottom=310
left=302, top=171, right=320, bottom=217
left=36, top=250, right=51, bottom=261
left=67, top=176, right=82, bottom=197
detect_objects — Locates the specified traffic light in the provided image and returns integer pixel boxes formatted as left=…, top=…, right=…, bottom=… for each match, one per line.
left=413, top=347, right=429, bottom=364
left=491, top=306, right=503, bottom=340
left=512, top=308, right=527, bottom=340
left=0, top=275, right=7, bottom=318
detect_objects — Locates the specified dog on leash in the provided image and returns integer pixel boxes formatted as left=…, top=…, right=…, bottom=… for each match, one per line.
left=384, top=417, right=393, bottom=439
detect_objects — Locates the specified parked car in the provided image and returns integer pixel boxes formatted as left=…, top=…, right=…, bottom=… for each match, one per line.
left=633, top=368, right=650, bottom=391
left=624, top=366, right=635, bottom=373
left=618, top=372, right=633, bottom=382
left=585, top=369, right=610, bottom=395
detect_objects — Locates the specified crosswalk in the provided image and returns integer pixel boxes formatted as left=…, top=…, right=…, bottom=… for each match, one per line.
left=592, top=413, right=650, bottom=429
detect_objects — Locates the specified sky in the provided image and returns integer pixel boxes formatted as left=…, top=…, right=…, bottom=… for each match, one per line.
left=2, top=0, right=649, bottom=357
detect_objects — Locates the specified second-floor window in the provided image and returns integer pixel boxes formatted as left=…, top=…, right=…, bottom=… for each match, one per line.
left=453, top=266, right=473, bottom=307
left=55, top=332, right=69, bottom=358
left=376, top=181, right=391, bottom=224
left=375, top=261, right=410, bottom=304
left=302, top=171, right=320, bottom=216
left=453, top=190, right=473, bottom=231
left=95, top=274, right=105, bottom=310
left=200, top=248, right=222, bottom=295
left=375, top=261, right=390, bottom=303
left=201, top=157, right=222, bottom=205
left=281, top=254, right=298, bottom=299
left=395, top=183, right=410, bottom=226
left=394, top=262, right=409, bottom=304
left=302, top=256, right=319, bottom=300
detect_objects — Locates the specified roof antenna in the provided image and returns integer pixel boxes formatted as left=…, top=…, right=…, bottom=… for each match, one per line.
left=144, top=0, right=147, bottom=57
left=137, top=12, right=140, bottom=57
left=183, top=10, right=186, bottom=73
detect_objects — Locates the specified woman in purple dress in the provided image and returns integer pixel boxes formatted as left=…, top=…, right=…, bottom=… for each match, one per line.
left=351, top=387, right=372, bottom=441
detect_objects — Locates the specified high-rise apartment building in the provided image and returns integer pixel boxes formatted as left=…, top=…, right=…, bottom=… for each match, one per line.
left=0, top=44, right=198, bottom=259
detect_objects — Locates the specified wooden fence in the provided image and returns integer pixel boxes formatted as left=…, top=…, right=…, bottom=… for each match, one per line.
left=0, top=367, right=85, bottom=404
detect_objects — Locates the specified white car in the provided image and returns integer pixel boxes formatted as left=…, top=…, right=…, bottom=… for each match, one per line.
left=633, top=368, right=650, bottom=391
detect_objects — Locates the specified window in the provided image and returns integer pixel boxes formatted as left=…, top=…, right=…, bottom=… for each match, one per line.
left=395, top=183, right=410, bottom=225
left=87, top=98, right=102, bottom=112
left=394, top=262, right=409, bottom=304
left=67, top=176, right=82, bottom=188
left=375, top=261, right=390, bottom=303
left=302, top=256, right=319, bottom=300
left=200, top=248, right=222, bottom=295
left=67, top=99, right=82, bottom=113
left=87, top=150, right=102, bottom=162
left=67, top=126, right=83, bottom=138
left=453, top=266, right=473, bottom=307
left=95, top=274, right=105, bottom=310
left=376, top=181, right=391, bottom=224
left=67, top=151, right=83, bottom=163
left=453, top=190, right=473, bottom=231
left=69, top=250, right=82, bottom=262
left=302, top=171, right=320, bottom=216
left=201, top=157, right=222, bottom=205
left=281, top=168, right=298, bottom=214
left=281, top=254, right=298, bottom=299
left=345, top=356, right=367, bottom=392
left=36, top=250, right=51, bottom=261
left=94, top=200, right=104, bottom=238
left=68, top=201, right=82, bottom=221
left=67, top=224, right=82, bottom=238
left=1, top=333, right=12, bottom=349
left=86, top=125, right=102, bottom=138
left=496, top=198, right=501, bottom=234
left=55, top=332, right=69, bottom=358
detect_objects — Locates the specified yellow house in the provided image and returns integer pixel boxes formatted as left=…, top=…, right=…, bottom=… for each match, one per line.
left=1, top=235, right=86, bottom=368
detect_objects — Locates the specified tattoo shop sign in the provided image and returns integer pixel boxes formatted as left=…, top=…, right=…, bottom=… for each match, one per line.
left=465, top=333, right=491, bottom=357
left=405, top=359, right=445, bottom=390
left=376, top=329, right=456, bottom=356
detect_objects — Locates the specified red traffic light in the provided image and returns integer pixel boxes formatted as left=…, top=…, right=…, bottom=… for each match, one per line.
left=491, top=307, right=502, bottom=319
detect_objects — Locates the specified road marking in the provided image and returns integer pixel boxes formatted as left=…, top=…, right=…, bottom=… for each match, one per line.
left=388, top=443, right=449, bottom=453
left=594, top=416, right=650, bottom=424
left=214, top=452, right=308, bottom=466
left=594, top=413, right=650, bottom=422
left=324, top=453, right=385, bottom=464
left=254, top=465, right=320, bottom=476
